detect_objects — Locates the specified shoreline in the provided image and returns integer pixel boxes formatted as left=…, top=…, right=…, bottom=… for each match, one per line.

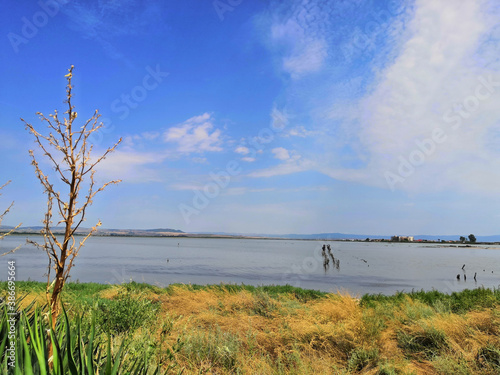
left=2, top=230, right=500, bottom=246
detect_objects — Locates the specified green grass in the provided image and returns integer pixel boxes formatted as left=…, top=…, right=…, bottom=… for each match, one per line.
left=360, top=287, right=500, bottom=313
left=0, top=280, right=113, bottom=310
left=164, top=282, right=327, bottom=302
left=0, top=299, right=177, bottom=374
left=181, top=327, right=240, bottom=371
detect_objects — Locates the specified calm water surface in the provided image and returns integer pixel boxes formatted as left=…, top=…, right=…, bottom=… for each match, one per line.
left=1, top=236, right=499, bottom=295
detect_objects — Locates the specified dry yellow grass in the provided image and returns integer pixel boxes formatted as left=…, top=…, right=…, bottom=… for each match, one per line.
left=149, top=286, right=500, bottom=374
left=8, top=282, right=499, bottom=374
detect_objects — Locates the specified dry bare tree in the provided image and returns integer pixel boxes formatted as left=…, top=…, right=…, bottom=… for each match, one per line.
left=22, top=66, right=122, bottom=329
left=0, top=181, right=22, bottom=255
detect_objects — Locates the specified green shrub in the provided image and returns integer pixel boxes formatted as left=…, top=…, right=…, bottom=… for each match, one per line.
left=95, top=291, right=159, bottom=334
left=397, top=325, right=448, bottom=359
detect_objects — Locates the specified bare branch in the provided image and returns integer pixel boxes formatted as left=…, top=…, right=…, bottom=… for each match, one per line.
left=0, top=245, right=21, bottom=257
left=23, top=65, right=121, bottom=332
left=0, top=222, right=22, bottom=242
left=83, top=138, right=122, bottom=176
left=0, top=181, right=23, bottom=256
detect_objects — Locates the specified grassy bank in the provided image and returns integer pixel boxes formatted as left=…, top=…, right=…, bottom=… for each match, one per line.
left=2, top=281, right=500, bottom=374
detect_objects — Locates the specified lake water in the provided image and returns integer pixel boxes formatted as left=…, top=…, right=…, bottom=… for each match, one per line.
left=1, top=235, right=499, bottom=296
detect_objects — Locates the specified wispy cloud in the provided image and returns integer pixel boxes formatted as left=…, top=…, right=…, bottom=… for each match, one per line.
left=282, top=39, right=327, bottom=78
left=248, top=158, right=313, bottom=178
left=98, top=150, right=167, bottom=183
left=61, top=0, right=164, bottom=65
left=223, top=185, right=329, bottom=196
left=123, top=131, right=160, bottom=149
left=264, top=0, right=334, bottom=79
left=224, top=187, right=276, bottom=196
left=342, top=0, right=500, bottom=193
left=169, top=183, right=204, bottom=191
left=164, top=113, right=223, bottom=154
left=283, top=125, right=316, bottom=138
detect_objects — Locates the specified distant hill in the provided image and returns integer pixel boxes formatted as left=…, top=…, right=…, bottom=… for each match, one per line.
left=144, top=228, right=184, bottom=233
left=0, top=226, right=185, bottom=237
left=2, top=227, right=500, bottom=242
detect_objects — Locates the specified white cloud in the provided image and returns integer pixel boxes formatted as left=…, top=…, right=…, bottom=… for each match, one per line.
left=317, top=0, right=500, bottom=194
left=164, top=113, right=223, bottom=153
left=241, top=157, right=256, bottom=162
left=272, top=147, right=290, bottom=161
left=235, top=146, right=250, bottom=155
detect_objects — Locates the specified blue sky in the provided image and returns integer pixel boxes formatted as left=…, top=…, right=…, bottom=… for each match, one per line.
left=1, top=0, right=500, bottom=235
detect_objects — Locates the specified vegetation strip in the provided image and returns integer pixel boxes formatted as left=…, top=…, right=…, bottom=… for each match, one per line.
left=1, top=281, right=500, bottom=374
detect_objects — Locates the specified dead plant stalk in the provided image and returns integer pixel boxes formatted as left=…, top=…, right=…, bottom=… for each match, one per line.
left=22, top=65, right=121, bottom=329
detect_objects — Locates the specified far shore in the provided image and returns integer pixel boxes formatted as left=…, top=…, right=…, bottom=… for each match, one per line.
left=2, top=228, right=500, bottom=245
